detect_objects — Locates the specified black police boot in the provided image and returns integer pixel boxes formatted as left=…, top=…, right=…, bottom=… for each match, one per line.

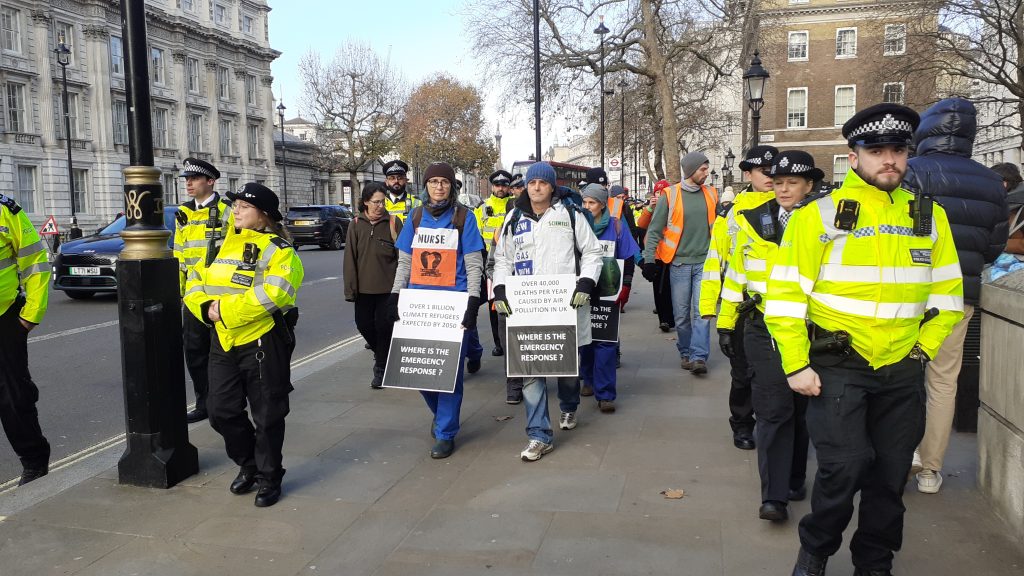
left=186, top=406, right=208, bottom=423
left=364, top=341, right=373, bottom=350
left=371, top=365, right=384, bottom=389
left=792, top=547, right=828, bottom=576
left=759, top=500, right=789, bottom=522
left=254, top=479, right=282, bottom=508
left=491, top=345, right=504, bottom=357
left=733, top=430, right=756, bottom=450
left=229, top=466, right=259, bottom=495
left=466, top=358, right=481, bottom=374
left=430, top=438, right=455, bottom=459
left=18, top=464, right=49, bottom=486
left=853, top=569, right=892, bottom=576
left=788, top=485, right=807, bottom=502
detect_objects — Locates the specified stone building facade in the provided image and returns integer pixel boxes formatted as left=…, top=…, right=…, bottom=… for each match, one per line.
left=0, top=0, right=279, bottom=230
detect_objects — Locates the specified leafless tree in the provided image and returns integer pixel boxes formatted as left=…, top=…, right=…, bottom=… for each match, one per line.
left=299, top=42, right=407, bottom=203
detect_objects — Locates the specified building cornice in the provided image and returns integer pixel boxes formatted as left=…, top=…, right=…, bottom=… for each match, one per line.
left=761, top=1, right=926, bottom=19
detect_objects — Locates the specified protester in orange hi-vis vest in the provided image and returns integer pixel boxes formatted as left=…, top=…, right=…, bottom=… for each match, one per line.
left=637, top=179, right=674, bottom=332
left=640, top=153, right=717, bottom=375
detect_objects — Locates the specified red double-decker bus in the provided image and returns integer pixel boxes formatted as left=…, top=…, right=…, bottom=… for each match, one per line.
left=510, top=160, right=591, bottom=190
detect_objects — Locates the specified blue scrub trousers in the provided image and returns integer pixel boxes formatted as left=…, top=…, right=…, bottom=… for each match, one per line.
left=579, top=341, right=618, bottom=401
left=465, top=328, right=483, bottom=363
left=421, top=332, right=469, bottom=441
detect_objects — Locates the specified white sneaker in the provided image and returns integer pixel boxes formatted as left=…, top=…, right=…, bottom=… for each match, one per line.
left=559, top=411, right=577, bottom=430
left=909, top=449, right=923, bottom=478
left=917, top=469, right=943, bottom=494
left=520, top=440, right=554, bottom=461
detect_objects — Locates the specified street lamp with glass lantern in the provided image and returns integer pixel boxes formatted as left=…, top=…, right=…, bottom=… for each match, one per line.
left=276, top=101, right=288, bottom=209
left=711, top=169, right=719, bottom=189
left=594, top=15, right=610, bottom=168
left=743, top=50, right=770, bottom=148
left=723, top=148, right=735, bottom=188
left=54, top=31, right=82, bottom=239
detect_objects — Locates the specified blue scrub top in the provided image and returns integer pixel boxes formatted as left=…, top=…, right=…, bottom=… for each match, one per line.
left=597, top=216, right=640, bottom=261
left=396, top=205, right=484, bottom=292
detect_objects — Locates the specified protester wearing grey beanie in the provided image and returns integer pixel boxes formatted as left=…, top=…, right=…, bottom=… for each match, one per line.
left=581, top=183, right=608, bottom=206
left=681, top=152, right=710, bottom=180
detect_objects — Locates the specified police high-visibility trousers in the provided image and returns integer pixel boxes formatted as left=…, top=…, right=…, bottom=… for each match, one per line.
left=207, top=324, right=294, bottom=483
left=744, top=312, right=808, bottom=504
left=799, top=349, right=925, bottom=572
left=728, top=313, right=755, bottom=435
left=422, top=332, right=468, bottom=441
left=183, top=308, right=211, bottom=411
left=579, top=341, right=618, bottom=401
left=0, top=300, right=50, bottom=469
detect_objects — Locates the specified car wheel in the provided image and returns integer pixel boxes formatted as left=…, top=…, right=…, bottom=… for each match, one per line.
left=66, top=291, right=95, bottom=300
left=328, top=228, right=344, bottom=250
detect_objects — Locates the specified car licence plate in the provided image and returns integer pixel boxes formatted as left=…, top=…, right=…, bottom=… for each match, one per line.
left=293, top=220, right=314, bottom=226
left=70, top=266, right=100, bottom=276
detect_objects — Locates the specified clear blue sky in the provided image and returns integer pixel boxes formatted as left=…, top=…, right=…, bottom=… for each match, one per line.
left=267, top=0, right=538, bottom=167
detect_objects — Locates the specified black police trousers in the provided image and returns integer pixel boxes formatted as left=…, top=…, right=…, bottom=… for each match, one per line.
left=183, top=309, right=211, bottom=411
left=353, top=293, right=395, bottom=371
left=0, top=300, right=50, bottom=469
left=728, top=313, right=755, bottom=435
left=799, top=349, right=926, bottom=571
left=652, top=262, right=674, bottom=327
left=207, top=325, right=294, bottom=484
left=745, top=312, right=808, bottom=503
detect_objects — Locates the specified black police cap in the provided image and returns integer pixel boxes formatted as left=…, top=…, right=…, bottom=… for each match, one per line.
left=180, top=157, right=220, bottom=180
left=382, top=160, right=409, bottom=176
left=769, top=150, right=824, bottom=182
left=227, top=182, right=283, bottom=222
left=509, top=174, right=525, bottom=188
left=738, top=145, right=779, bottom=172
left=842, top=103, right=920, bottom=149
left=489, top=170, right=513, bottom=185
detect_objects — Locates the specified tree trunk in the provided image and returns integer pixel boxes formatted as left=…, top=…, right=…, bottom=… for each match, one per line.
left=348, top=170, right=361, bottom=210
left=641, top=0, right=682, bottom=183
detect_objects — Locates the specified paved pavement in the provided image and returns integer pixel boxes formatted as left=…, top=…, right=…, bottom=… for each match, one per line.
left=0, top=289, right=1021, bottom=575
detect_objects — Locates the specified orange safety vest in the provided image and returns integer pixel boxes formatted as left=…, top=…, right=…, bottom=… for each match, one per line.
left=654, top=183, right=718, bottom=264
left=608, top=197, right=625, bottom=219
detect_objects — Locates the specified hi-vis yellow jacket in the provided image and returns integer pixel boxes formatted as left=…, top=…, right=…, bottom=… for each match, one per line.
left=474, top=194, right=511, bottom=243
left=698, top=189, right=775, bottom=317
left=184, top=228, right=304, bottom=350
left=717, top=198, right=783, bottom=331
left=385, top=192, right=421, bottom=222
left=173, top=193, right=233, bottom=296
left=0, top=195, right=49, bottom=324
left=764, top=169, right=963, bottom=374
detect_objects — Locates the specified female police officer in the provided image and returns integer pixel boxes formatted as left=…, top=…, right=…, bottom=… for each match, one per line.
left=185, top=182, right=304, bottom=508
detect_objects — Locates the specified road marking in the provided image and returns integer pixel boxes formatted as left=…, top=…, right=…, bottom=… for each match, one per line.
left=28, top=320, right=119, bottom=343
left=303, top=276, right=340, bottom=287
left=0, top=334, right=365, bottom=495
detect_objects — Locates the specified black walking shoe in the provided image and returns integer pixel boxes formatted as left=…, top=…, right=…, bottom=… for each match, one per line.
left=186, top=407, right=208, bottom=423
left=659, top=322, right=671, bottom=333
left=18, top=465, right=48, bottom=486
left=733, top=430, right=756, bottom=450
left=853, top=569, right=892, bottom=576
left=254, top=481, right=282, bottom=507
left=430, top=439, right=455, bottom=459
left=506, top=392, right=522, bottom=404
left=229, top=467, right=259, bottom=495
left=364, top=341, right=373, bottom=350
left=788, top=485, right=807, bottom=502
left=759, top=501, right=789, bottom=522
left=491, top=345, right=504, bottom=357
left=466, top=358, right=481, bottom=374
left=371, top=365, right=385, bottom=389
left=792, top=548, right=828, bottom=576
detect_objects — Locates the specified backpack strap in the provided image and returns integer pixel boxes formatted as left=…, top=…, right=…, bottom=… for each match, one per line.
left=411, top=206, right=423, bottom=230
left=389, top=214, right=398, bottom=242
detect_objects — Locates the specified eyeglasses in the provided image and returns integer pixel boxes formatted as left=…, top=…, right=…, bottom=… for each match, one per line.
left=366, top=199, right=386, bottom=206
left=427, top=179, right=451, bottom=188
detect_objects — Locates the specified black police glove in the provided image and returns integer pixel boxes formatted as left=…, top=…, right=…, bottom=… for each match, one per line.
left=493, top=284, right=512, bottom=316
left=571, top=278, right=597, bottom=309
left=718, top=329, right=736, bottom=359
left=386, top=292, right=401, bottom=323
left=641, top=262, right=659, bottom=283
left=462, top=296, right=481, bottom=330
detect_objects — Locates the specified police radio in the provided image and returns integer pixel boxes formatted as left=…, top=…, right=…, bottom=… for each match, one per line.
left=910, top=193, right=934, bottom=236
left=759, top=212, right=777, bottom=242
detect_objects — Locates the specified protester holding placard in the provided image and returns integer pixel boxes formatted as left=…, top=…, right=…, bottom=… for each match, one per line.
left=579, top=183, right=640, bottom=413
left=344, top=182, right=403, bottom=390
left=389, top=162, right=485, bottom=460
left=492, top=162, right=603, bottom=462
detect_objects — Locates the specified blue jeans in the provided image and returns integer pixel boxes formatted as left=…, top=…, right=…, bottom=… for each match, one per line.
left=420, top=333, right=468, bottom=441
left=522, top=375, right=580, bottom=444
left=580, top=341, right=618, bottom=401
left=465, top=328, right=483, bottom=363
left=670, top=262, right=710, bottom=362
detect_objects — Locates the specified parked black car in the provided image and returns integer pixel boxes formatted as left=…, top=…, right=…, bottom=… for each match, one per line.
left=285, top=205, right=353, bottom=250
left=53, top=206, right=178, bottom=299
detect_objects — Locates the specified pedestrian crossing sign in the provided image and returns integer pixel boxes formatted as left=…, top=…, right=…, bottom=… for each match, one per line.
left=39, top=216, right=59, bottom=235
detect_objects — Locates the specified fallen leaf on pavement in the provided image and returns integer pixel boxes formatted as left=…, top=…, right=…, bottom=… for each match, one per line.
left=660, top=489, right=686, bottom=499
left=494, top=415, right=513, bottom=422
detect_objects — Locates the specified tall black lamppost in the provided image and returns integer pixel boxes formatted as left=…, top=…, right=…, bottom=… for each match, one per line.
left=277, top=101, right=288, bottom=209
left=711, top=169, right=719, bottom=189
left=723, top=148, right=735, bottom=188
left=618, top=77, right=627, bottom=186
left=743, top=50, right=770, bottom=148
left=54, top=32, right=81, bottom=239
left=594, top=15, right=609, bottom=167
left=171, top=162, right=180, bottom=204
left=532, top=0, right=542, bottom=161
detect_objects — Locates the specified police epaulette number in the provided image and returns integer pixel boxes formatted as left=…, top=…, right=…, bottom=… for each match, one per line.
left=270, top=236, right=292, bottom=250
left=0, top=193, right=21, bottom=214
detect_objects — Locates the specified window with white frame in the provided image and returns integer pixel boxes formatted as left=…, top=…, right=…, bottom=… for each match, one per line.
left=112, top=100, right=128, bottom=145
left=16, top=165, right=36, bottom=213
left=247, top=123, right=261, bottom=158
left=6, top=82, right=26, bottom=132
left=73, top=169, right=88, bottom=214
left=787, top=88, right=808, bottom=129
left=833, top=156, right=849, bottom=185
left=1, top=8, right=21, bottom=53
left=218, top=66, right=230, bottom=100
left=58, top=92, right=81, bottom=139
left=242, top=14, right=254, bottom=35
left=182, top=0, right=195, bottom=13
left=834, top=85, right=856, bottom=126
left=883, top=82, right=905, bottom=104
left=220, top=118, right=233, bottom=155
left=836, top=28, right=857, bottom=58
left=153, top=107, right=169, bottom=148
left=110, top=37, right=124, bottom=76
left=788, top=31, right=808, bottom=61
left=214, top=4, right=228, bottom=27
left=55, top=22, right=75, bottom=65
left=188, top=113, right=203, bottom=151
left=187, top=57, right=200, bottom=94
left=229, top=177, right=239, bottom=193
left=884, top=24, right=906, bottom=56
left=245, top=74, right=257, bottom=105
left=150, top=47, right=165, bottom=84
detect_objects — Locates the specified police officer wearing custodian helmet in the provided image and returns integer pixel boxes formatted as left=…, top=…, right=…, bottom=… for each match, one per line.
left=184, top=183, right=304, bottom=507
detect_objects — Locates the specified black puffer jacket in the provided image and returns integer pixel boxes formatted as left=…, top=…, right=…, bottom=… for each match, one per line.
left=904, top=98, right=1008, bottom=306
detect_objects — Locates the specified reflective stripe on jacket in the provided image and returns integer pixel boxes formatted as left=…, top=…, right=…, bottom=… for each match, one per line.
left=173, top=194, right=234, bottom=297
left=717, top=198, right=781, bottom=331
left=764, top=169, right=964, bottom=373
left=475, top=194, right=511, bottom=242
left=184, top=228, right=304, bottom=350
left=385, top=194, right=421, bottom=222
left=654, top=183, right=717, bottom=264
left=0, top=199, right=50, bottom=323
